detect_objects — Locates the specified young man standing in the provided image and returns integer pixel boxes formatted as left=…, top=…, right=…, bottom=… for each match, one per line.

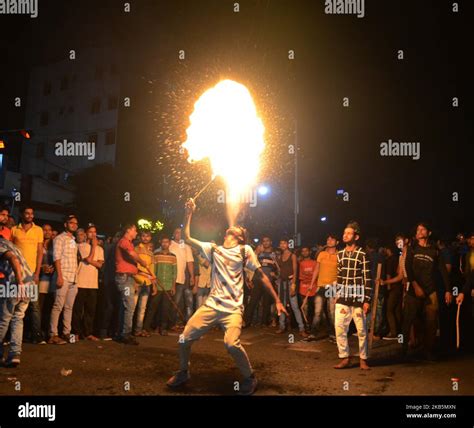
left=0, top=236, right=35, bottom=367
left=167, top=198, right=287, bottom=395
left=310, top=234, right=339, bottom=338
left=133, top=231, right=155, bottom=337
left=11, top=206, right=44, bottom=344
left=72, top=224, right=104, bottom=341
left=403, top=223, right=451, bottom=360
left=243, top=235, right=278, bottom=327
left=115, top=224, right=152, bottom=345
left=169, top=228, right=194, bottom=328
left=334, top=221, right=371, bottom=370
left=144, top=236, right=177, bottom=336
left=49, top=215, right=79, bottom=345
left=38, top=224, right=55, bottom=337
left=298, top=246, right=317, bottom=332
left=276, top=238, right=307, bottom=338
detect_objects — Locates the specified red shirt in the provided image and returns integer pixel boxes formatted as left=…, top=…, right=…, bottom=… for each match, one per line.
left=115, top=237, right=138, bottom=275
left=299, top=259, right=317, bottom=297
left=0, top=227, right=11, bottom=241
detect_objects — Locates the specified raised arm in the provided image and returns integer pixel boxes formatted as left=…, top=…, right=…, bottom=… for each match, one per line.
left=183, top=198, right=205, bottom=249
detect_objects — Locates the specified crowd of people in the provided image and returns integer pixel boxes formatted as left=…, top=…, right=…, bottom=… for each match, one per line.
left=0, top=204, right=472, bottom=380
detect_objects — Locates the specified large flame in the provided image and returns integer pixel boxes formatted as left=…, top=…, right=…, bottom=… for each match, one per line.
left=183, top=79, right=265, bottom=226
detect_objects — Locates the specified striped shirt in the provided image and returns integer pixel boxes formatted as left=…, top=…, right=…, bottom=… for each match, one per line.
left=154, top=251, right=177, bottom=291
left=53, top=232, right=78, bottom=283
left=336, top=246, right=371, bottom=307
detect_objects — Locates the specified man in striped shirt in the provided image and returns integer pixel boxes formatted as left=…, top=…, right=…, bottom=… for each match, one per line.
left=143, top=236, right=177, bottom=336
left=334, top=221, right=371, bottom=370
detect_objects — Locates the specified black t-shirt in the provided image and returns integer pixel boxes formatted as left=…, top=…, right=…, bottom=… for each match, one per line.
left=406, top=244, right=450, bottom=296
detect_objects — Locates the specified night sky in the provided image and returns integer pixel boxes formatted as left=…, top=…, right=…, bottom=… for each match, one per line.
left=1, top=0, right=471, bottom=244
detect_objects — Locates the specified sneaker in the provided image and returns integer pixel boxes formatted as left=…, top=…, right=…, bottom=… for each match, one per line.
left=32, top=339, right=47, bottom=345
left=48, top=335, right=67, bottom=345
left=166, top=370, right=190, bottom=388
left=299, top=330, right=309, bottom=339
left=237, top=374, right=258, bottom=396
left=118, top=336, right=139, bottom=345
left=100, top=336, right=113, bottom=341
left=5, top=355, right=20, bottom=368
left=275, top=328, right=285, bottom=334
left=160, top=329, right=169, bottom=336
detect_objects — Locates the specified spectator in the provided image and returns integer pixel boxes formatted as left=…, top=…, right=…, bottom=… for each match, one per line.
left=276, top=238, right=308, bottom=338
left=98, top=232, right=121, bottom=340
left=115, top=224, right=151, bottom=345
left=403, top=222, right=451, bottom=360
left=380, top=237, right=406, bottom=340
left=0, top=237, right=35, bottom=367
left=38, top=224, right=55, bottom=339
left=48, top=215, right=79, bottom=345
left=133, top=231, right=155, bottom=337
left=72, top=224, right=104, bottom=341
left=309, top=233, right=339, bottom=339
left=144, top=236, right=177, bottom=336
left=11, top=206, right=44, bottom=344
left=243, top=236, right=278, bottom=327
left=298, top=246, right=317, bottom=333
left=169, top=227, right=194, bottom=330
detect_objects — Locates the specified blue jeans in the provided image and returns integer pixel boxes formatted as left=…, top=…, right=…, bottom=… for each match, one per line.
left=196, top=287, right=210, bottom=308
left=134, top=284, right=151, bottom=333
left=116, top=274, right=137, bottom=337
left=277, top=279, right=305, bottom=331
left=0, top=298, right=29, bottom=357
left=174, top=283, right=194, bottom=323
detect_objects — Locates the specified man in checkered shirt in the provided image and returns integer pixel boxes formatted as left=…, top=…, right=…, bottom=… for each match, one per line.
left=49, top=215, right=79, bottom=345
left=333, top=221, right=372, bottom=370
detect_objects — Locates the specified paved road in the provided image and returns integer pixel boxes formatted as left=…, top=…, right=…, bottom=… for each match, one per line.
left=1, top=327, right=472, bottom=395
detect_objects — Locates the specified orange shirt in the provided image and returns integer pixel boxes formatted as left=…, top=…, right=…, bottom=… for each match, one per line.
left=316, top=250, right=338, bottom=286
left=0, top=227, right=11, bottom=241
left=11, top=223, right=44, bottom=272
left=299, top=259, right=317, bottom=297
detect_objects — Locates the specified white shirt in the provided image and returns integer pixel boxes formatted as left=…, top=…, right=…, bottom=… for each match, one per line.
left=77, top=243, right=104, bottom=289
left=200, top=243, right=260, bottom=314
left=169, top=240, right=194, bottom=284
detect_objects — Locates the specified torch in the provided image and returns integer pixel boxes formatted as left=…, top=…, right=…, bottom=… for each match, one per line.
left=191, top=177, right=215, bottom=201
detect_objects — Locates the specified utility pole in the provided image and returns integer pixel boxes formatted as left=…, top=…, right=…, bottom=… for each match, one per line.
left=294, top=119, right=300, bottom=247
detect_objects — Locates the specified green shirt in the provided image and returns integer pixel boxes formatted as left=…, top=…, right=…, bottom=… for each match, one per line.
left=154, top=251, right=177, bottom=291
